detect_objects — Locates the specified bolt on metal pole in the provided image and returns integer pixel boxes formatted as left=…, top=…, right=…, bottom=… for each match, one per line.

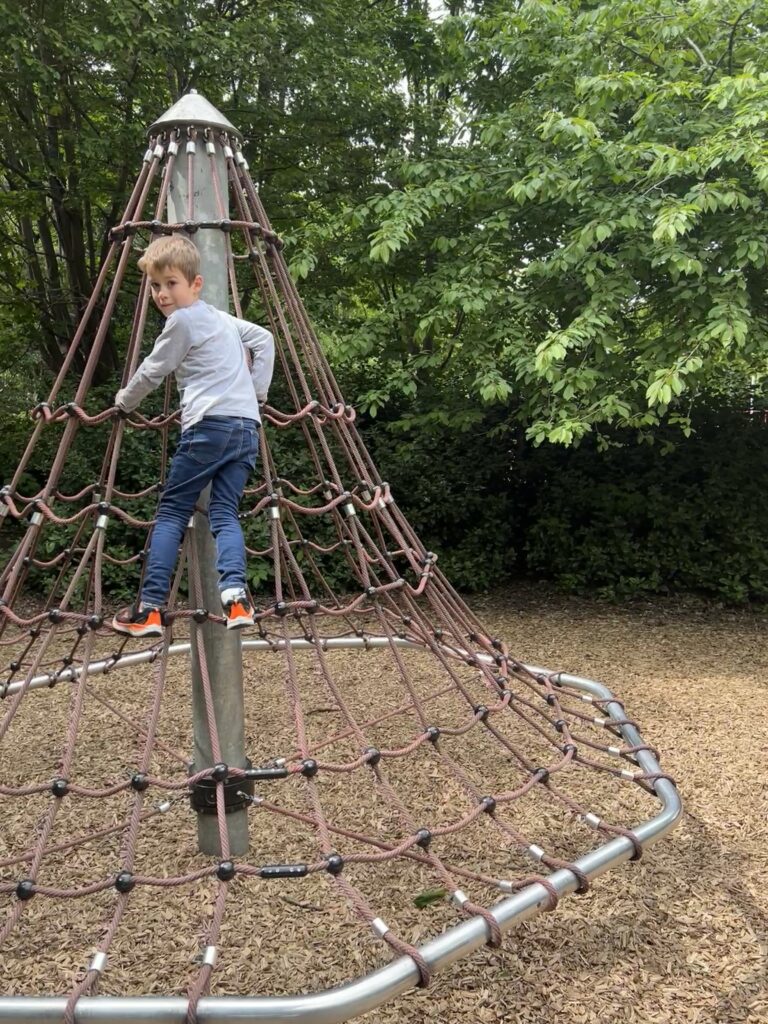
left=153, top=92, right=250, bottom=855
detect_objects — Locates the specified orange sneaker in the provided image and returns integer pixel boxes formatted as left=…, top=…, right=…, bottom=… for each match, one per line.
left=111, top=605, right=165, bottom=638
left=222, top=590, right=255, bottom=630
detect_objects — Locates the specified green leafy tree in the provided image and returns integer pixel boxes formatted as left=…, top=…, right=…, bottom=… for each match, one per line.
left=303, top=0, right=768, bottom=445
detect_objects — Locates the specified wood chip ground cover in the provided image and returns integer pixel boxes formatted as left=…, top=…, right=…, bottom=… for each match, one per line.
left=1, top=584, right=766, bottom=1023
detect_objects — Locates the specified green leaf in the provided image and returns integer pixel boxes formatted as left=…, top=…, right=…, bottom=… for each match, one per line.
left=413, top=888, right=447, bottom=909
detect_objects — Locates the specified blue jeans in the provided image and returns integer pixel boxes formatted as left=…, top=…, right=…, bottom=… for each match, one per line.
left=141, top=416, right=259, bottom=607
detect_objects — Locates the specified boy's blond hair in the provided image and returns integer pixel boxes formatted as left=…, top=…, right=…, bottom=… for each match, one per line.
left=137, top=235, right=201, bottom=283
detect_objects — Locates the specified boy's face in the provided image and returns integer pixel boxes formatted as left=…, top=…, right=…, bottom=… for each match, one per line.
left=147, top=266, right=203, bottom=316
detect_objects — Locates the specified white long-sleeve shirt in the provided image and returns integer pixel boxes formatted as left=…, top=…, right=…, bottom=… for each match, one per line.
left=116, top=301, right=274, bottom=430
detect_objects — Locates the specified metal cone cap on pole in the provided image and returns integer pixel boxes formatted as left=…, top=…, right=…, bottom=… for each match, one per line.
left=148, top=89, right=242, bottom=138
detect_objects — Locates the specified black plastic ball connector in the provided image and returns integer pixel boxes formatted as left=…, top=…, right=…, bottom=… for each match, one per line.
left=97, top=501, right=110, bottom=515
left=51, top=777, right=69, bottom=798
left=415, top=828, right=432, bottom=849
left=364, top=747, right=381, bottom=767
left=366, top=586, right=377, bottom=598
left=545, top=693, right=557, bottom=706
left=149, top=219, right=163, bottom=234
left=131, top=773, right=149, bottom=792
left=425, top=726, right=440, bottom=744
left=115, top=871, right=135, bottom=893
left=402, top=616, right=411, bottom=627
left=192, top=608, right=208, bottom=623
left=480, top=795, right=496, bottom=814
left=48, top=608, right=63, bottom=623
left=9, top=660, right=20, bottom=673
left=535, top=768, right=550, bottom=784
left=217, top=860, right=236, bottom=881
left=325, top=853, right=344, bottom=875
left=64, top=402, right=78, bottom=416
left=474, top=704, right=489, bottom=722
left=300, top=758, right=318, bottom=778
left=183, top=220, right=199, bottom=234
left=554, top=719, right=566, bottom=733
left=491, top=638, right=503, bottom=650
left=563, top=743, right=578, bottom=755
left=88, top=614, right=103, bottom=630
left=211, top=763, right=229, bottom=783
left=219, top=219, right=232, bottom=233
left=305, top=600, right=318, bottom=614
left=274, top=601, right=288, bottom=617
left=16, top=879, right=35, bottom=901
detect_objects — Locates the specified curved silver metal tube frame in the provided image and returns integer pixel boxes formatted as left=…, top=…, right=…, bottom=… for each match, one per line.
left=0, top=652, right=682, bottom=1024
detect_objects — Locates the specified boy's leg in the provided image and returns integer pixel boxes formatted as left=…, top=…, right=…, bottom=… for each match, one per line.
left=140, top=446, right=218, bottom=607
left=208, top=421, right=259, bottom=626
left=113, top=428, right=223, bottom=636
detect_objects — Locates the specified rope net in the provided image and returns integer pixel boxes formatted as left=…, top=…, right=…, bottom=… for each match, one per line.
left=0, top=122, right=672, bottom=1013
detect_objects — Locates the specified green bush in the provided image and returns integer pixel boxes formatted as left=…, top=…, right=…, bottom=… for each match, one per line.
left=3, top=374, right=767, bottom=606
left=521, top=408, right=768, bottom=603
left=365, top=406, right=520, bottom=591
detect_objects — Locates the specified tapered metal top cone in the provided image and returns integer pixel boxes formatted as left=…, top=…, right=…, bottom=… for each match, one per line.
left=147, top=88, right=242, bottom=138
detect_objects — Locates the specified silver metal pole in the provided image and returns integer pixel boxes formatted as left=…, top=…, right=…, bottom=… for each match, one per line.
left=159, top=94, right=249, bottom=856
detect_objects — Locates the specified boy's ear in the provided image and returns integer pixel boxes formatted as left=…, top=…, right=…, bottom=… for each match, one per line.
left=193, top=274, right=204, bottom=291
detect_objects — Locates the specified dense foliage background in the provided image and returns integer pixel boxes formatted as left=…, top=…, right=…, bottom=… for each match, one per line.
left=0, top=0, right=766, bottom=601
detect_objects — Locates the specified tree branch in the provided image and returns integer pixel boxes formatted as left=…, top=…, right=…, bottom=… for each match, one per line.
left=728, top=2, right=758, bottom=75
left=617, top=41, right=664, bottom=72
left=684, top=36, right=712, bottom=71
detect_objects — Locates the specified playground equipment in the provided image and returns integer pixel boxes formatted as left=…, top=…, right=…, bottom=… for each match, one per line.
left=0, top=93, right=680, bottom=1023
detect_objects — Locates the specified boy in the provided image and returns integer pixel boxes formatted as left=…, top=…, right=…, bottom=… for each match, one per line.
left=111, top=234, right=274, bottom=638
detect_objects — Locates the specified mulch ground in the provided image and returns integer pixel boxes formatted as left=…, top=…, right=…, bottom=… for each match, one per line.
left=1, top=583, right=766, bottom=1023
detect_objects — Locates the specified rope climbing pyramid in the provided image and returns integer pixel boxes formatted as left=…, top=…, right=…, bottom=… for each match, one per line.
left=0, top=94, right=680, bottom=1023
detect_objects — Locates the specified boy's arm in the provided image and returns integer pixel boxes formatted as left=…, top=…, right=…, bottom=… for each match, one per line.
left=115, top=312, right=193, bottom=412
left=231, top=316, right=275, bottom=403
